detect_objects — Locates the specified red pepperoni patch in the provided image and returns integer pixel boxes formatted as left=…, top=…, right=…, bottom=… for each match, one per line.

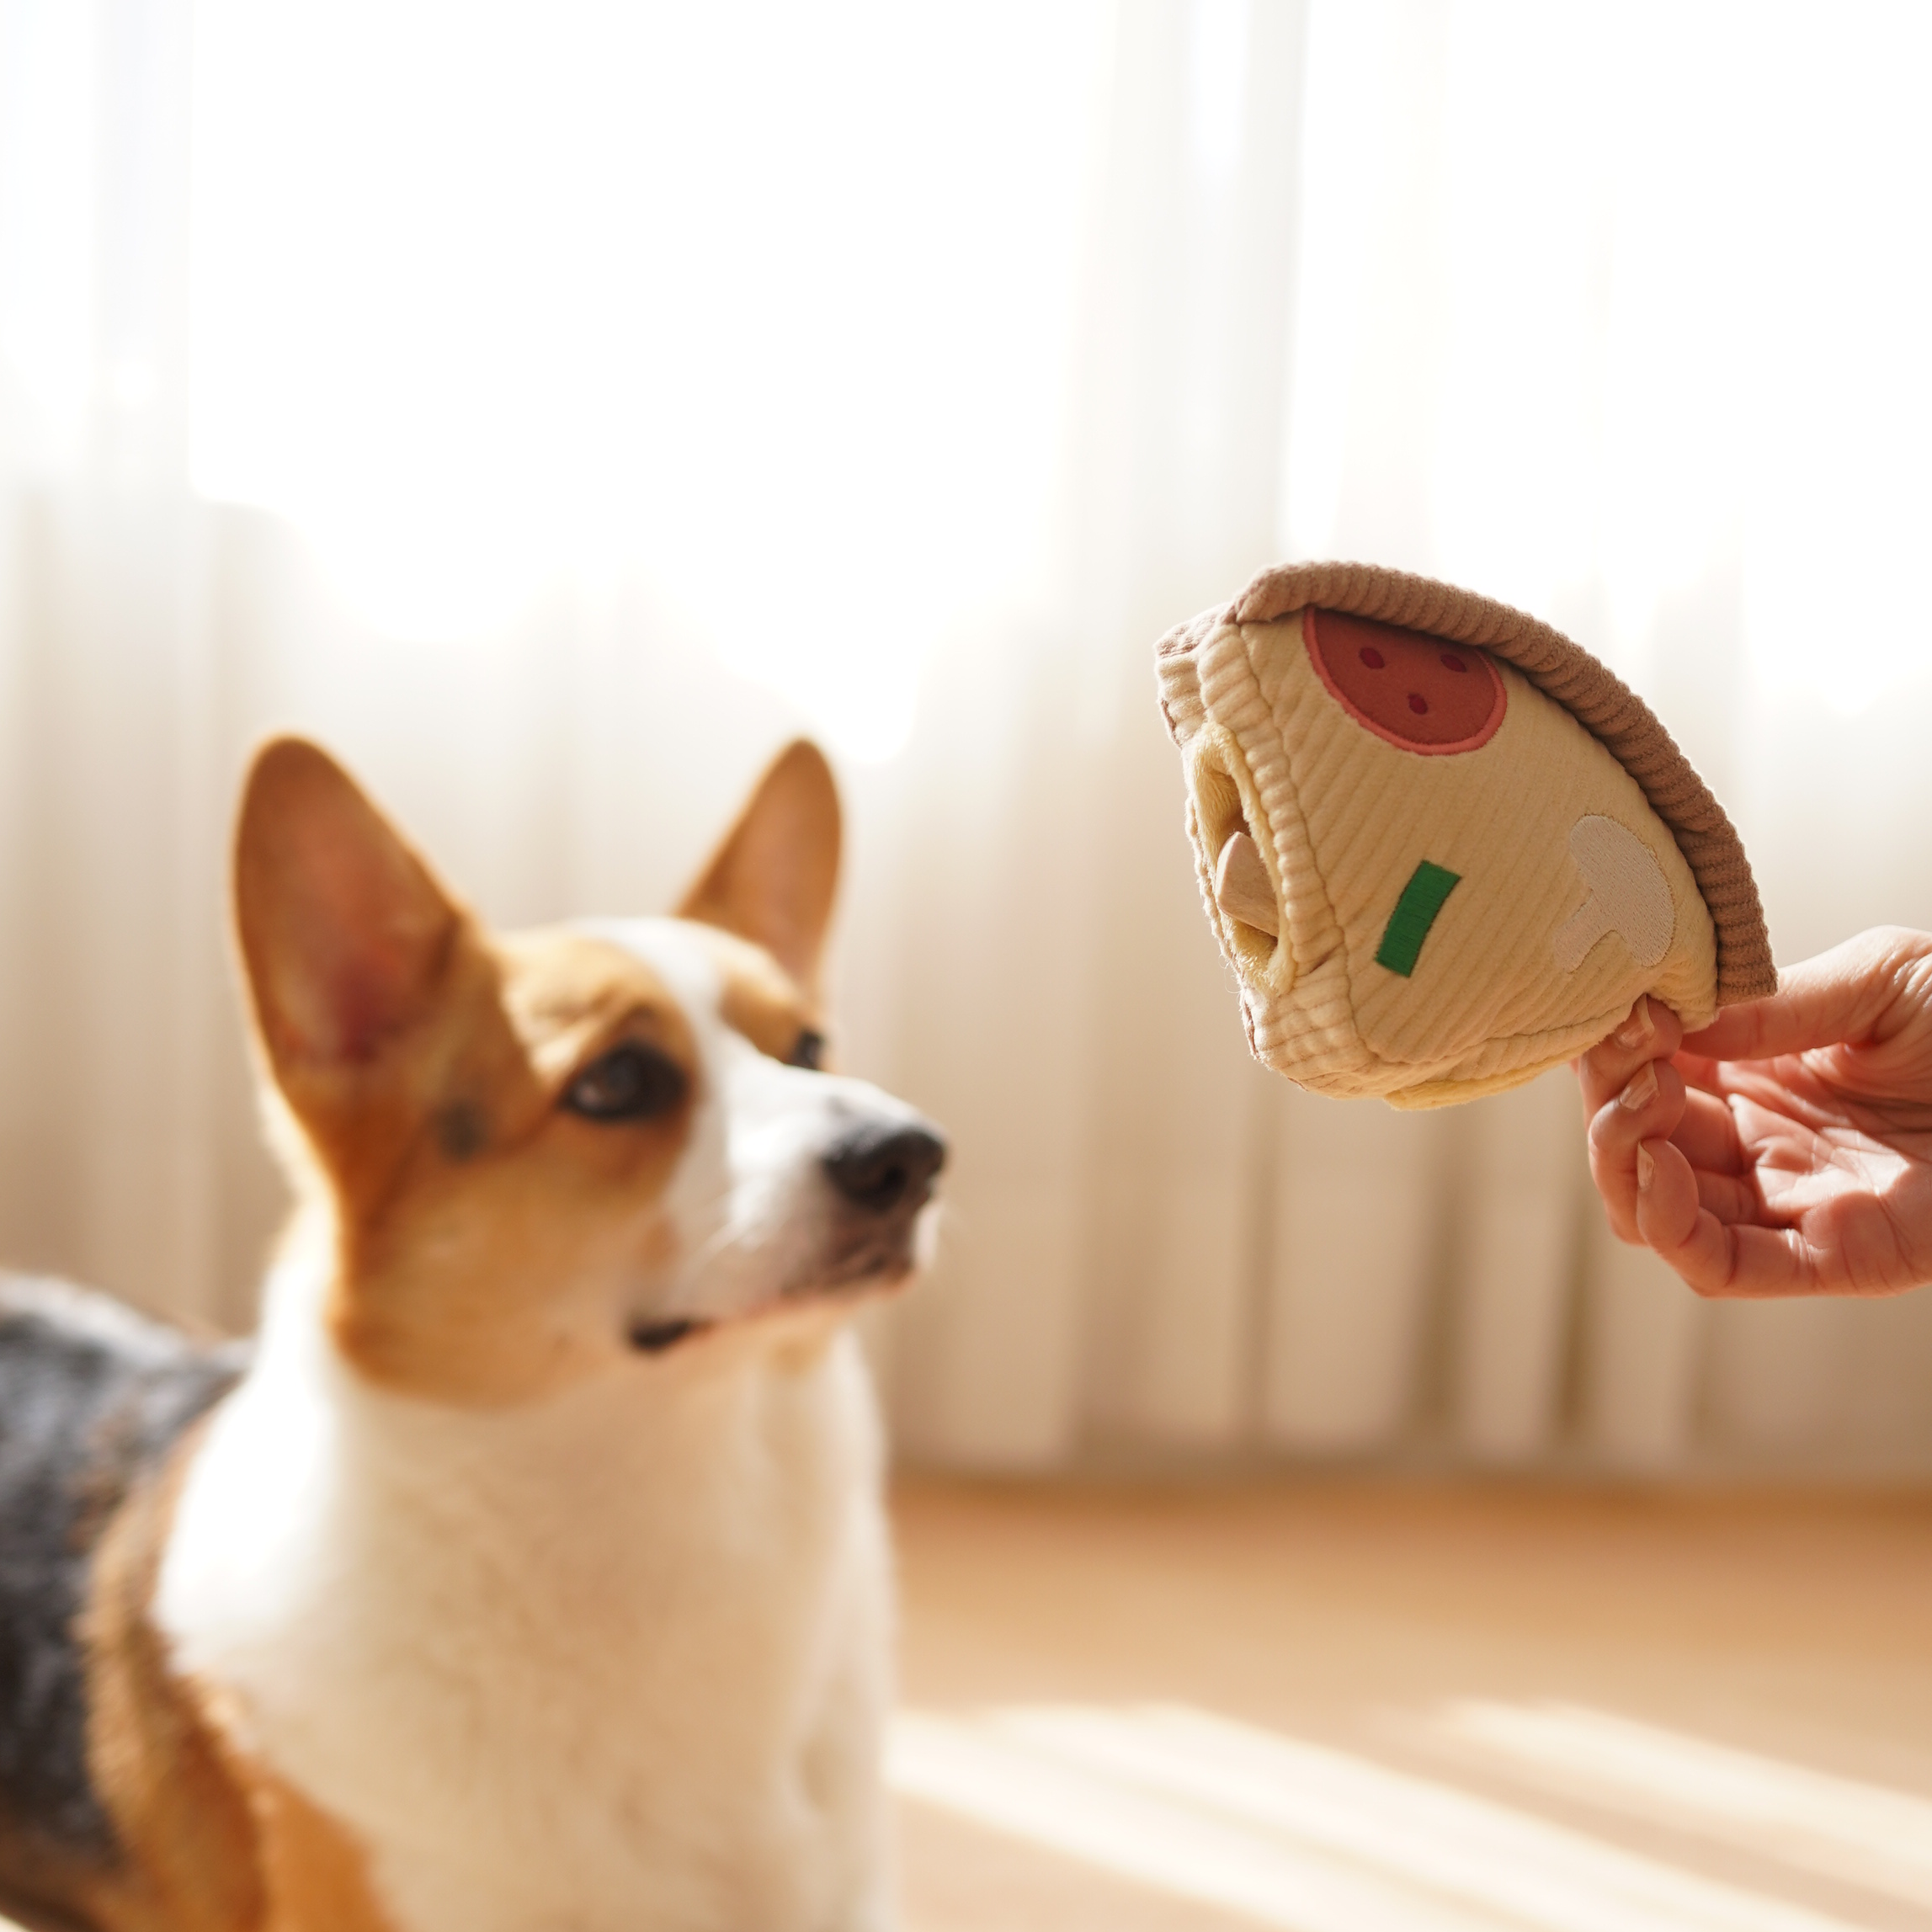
left=1303, top=608, right=1506, bottom=754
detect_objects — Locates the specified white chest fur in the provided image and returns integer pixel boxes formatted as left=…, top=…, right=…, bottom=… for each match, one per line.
left=156, top=1262, right=894, bottom=1932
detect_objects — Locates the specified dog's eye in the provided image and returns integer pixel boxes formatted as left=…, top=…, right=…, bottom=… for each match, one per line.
left=562, top=1044, right=688, bottom=1122
left=788, top=1029, right=826, bottom=1072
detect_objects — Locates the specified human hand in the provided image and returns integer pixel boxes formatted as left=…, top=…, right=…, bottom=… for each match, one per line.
left=1574, top=927, right=1932, bottom=1296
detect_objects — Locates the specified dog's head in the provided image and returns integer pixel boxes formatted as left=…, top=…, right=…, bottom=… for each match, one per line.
left=234, top=737, right=944, bottom=1405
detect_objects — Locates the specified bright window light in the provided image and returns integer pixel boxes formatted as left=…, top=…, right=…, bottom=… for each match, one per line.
left=189, top=0, right=1102, bottom=759
left=1279, top=0, right=1932, bottom=715
left=0, top=0, right=98, bottom=466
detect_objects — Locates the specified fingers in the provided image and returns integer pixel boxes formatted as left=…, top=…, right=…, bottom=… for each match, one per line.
left=1690, top=1163, right=1765, bottom=1225
left=1631, top=1135, right=1813, bottom=1296
left=1577, top=946, right=1932, bottom=1300
left=1672, top=1050, right=1723, bottom=1095
left=1578, top=997, right=1690, bottom=1247
left=1581, top=993, right=1754, bottom=1252
left=1681, top=927, right=1931, bottom=1062
left=1669, top=1084, right=1748, bottom=1175
left=1576, top=996, right=1685, bottom=1117
left=1586, top=1044, right=1688, bottom=1243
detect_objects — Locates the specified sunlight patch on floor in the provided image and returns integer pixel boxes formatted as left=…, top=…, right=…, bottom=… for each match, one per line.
left=1435, top=1701, right=1932, bottom=1911
left=890, top=1705, right=1885, bottom=1932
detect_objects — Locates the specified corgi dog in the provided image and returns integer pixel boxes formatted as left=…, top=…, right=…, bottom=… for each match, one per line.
left=0, top=737, right=944, bottom=1932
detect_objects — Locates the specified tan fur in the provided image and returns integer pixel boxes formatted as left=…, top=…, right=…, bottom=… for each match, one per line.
left=700, top=926, right=827, bottom=1066
left=679, top=742, right=841, bottom=993
left=82, top=1426, right=393, bottom=1932
left=241, top=1770, right=394, bottom=1932
left=82, top=1426, right=262, bottom=1932
left=0, top=1823, right=127, bottom=1932
left=320, top=928, right=702, bottom=1407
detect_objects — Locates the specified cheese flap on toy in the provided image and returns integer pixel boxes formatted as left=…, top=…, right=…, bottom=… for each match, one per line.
left=1155, top=562, right=1775, bottom=1108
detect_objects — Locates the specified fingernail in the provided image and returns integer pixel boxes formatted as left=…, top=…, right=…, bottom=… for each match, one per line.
left=1637, top=1142, right=1656, bottom=1191
left=1615, top=996, right=1653, bottom=1051
left=1618, top=1062, right=1658, bottom=1111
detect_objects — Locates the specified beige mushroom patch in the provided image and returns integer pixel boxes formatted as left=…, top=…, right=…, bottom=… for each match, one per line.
left=1553, top=816, right=1675, bottom=973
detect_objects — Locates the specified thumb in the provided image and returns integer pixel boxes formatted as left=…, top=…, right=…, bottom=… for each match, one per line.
left=1683, top=927, right=1932, bottom=1062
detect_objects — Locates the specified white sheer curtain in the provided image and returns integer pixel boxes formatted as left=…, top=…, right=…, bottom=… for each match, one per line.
left=3, top=0, right=1930, bottom=1477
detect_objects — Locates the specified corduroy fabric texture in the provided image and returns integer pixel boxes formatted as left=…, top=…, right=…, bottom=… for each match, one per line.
left=1155, top=562, right=1772, bottom=1107
left=1158, top=561, right=1775, bottom=1003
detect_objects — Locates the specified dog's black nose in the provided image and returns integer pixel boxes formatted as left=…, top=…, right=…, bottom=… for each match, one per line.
left=822, top=1120, right=947, bottom=1215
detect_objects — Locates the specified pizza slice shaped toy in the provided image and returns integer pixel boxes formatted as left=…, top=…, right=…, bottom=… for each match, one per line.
left=1155, top=562, right=1775, bottom=1108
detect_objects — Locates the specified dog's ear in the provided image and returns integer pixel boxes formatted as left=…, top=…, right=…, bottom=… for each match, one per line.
left=235, top=738, right=464, bottom=1071
left=678, top=741, right=841, bottom=992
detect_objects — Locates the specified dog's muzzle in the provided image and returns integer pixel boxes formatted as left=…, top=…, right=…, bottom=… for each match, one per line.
left=808, top=1115, right=947, bottom=1292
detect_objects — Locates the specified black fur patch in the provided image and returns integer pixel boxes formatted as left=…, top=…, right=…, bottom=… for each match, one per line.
left=0, top=1278, right=245, bottom=1866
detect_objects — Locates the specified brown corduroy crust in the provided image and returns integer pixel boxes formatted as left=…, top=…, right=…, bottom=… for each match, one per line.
left=1158, top=561, right=1776, bottom=1004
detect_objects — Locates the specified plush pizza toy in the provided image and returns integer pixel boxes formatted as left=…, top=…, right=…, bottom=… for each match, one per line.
left=1155, top=561, right=1775, bottom=1108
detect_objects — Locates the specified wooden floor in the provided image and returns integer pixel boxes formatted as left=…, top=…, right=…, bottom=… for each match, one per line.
left=890, top=1477, right=1932, bottom=1932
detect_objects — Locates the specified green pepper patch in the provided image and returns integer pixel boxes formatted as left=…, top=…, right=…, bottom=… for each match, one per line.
left=1375, top=861, right=1461, bottom=977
